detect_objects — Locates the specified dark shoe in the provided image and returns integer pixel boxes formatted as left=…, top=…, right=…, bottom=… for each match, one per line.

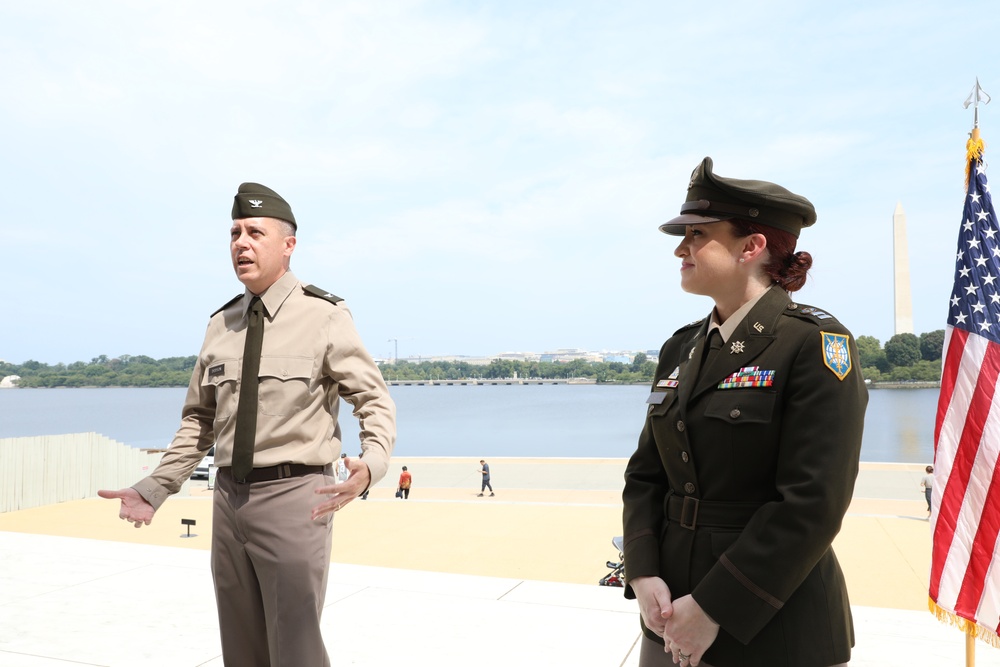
left=477, top=493, right=484, bottom=497
left=489, top=493, right=495, bottom=497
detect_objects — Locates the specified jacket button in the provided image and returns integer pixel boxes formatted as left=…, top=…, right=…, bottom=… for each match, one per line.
left=681, top=452, right=689, bottom=463
left=676, top=420, right=685, bottom=432
left=730, top=408, right=741, bottom=419
left=684, top=482, right=696, bottom=494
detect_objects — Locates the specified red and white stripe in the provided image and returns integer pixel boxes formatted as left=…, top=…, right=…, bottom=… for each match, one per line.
left=931, top=325, right=1000, bottom=634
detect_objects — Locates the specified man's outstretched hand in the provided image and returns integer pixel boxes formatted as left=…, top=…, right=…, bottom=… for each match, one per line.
left=98, top=487, right=155, bottom=528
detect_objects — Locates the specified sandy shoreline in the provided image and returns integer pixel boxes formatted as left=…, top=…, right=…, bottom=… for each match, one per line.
left=0, top=458, right=932, bottom=611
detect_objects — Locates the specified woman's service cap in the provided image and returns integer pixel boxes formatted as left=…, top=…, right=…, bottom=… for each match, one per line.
left=659, top=157, right=816, bottom=238
left=232, top=182, right=297, bottom=229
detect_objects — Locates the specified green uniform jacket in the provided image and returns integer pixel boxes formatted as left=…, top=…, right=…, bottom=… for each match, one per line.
left=622, top=287, right=868, bottom=667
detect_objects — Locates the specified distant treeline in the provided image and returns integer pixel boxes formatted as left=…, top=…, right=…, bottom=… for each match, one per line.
left=857, top=330, right=944, bottom=383
left=2, top=355, right=197, bottom=388
left=1, top=330, right=946, bottom=388
left=384, top=356, right=657, bottom=384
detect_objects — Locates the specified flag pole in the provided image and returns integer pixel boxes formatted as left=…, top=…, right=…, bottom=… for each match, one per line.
left=960, top=76, right=992, bottom=667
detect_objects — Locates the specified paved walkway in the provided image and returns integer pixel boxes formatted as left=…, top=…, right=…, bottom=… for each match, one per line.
left=0, top=459, right=995, bottom=666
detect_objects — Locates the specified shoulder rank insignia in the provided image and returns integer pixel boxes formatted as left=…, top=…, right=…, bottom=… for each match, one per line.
left=211, top=293, right=243, bottom=317
left=304, top=284, right=344, bottom=305
left=821, top=332, right=852, bottom=380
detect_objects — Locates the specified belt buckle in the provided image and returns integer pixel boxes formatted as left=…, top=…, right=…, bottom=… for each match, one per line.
left=275, top=464, right=292, bottom=480
left=680, top=496, right=699, bottom=530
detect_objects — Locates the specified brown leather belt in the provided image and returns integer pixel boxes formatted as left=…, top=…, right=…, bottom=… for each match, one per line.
left=219, top=463, right=332, bottom=484
left=666, top=494, right=765, bottom=531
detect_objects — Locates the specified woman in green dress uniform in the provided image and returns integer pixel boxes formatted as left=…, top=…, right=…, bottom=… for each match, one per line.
left=622, top=157, right=868, bottom=667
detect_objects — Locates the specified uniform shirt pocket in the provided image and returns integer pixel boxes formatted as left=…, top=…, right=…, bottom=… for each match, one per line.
left=704, top=390, right=776, bottom=425
left=257, top=356, right=315, bottom=417
left=202, top=358, right=238, bottom=419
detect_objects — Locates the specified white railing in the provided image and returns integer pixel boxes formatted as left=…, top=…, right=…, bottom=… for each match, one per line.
left=0, top=433, right=164, bottom=513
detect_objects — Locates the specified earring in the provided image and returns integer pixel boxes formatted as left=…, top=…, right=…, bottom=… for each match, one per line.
left=739, top=258, right=745, bottom=263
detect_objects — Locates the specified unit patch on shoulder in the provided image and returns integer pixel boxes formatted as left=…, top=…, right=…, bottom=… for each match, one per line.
left=304, top=284, right=344, bottom=305
left=821, top=332, right=852, bottom=380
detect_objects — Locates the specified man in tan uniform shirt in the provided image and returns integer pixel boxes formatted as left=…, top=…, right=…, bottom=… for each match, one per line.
left=100, top=182, right=396, bottom=666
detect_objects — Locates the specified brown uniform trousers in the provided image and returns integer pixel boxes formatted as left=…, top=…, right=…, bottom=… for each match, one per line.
left=212, top=469, right=336, bottom=667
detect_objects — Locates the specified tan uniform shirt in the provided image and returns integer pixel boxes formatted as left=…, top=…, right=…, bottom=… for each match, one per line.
left=134, top=271, right=396, bottom=509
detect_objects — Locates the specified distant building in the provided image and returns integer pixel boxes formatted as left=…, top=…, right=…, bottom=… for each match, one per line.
left=493, top=352, right=541, bottom=362
left=540, top=349, right=604, bottom=363
left=603, top=354, right=631, bottom=363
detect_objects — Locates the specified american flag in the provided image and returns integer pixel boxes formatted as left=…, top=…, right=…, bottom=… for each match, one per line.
left=931, top=137, right=1000, bottom=646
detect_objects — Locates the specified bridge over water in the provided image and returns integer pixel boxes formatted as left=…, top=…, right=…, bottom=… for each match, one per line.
left=385, top=378, right=597, bottom=387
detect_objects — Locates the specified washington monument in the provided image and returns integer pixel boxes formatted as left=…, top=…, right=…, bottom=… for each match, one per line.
left=893, top=202, right=914, bottom=334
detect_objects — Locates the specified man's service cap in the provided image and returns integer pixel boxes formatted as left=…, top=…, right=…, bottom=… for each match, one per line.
left=659, top=157, right=816, bottom=237
left=232, top=182, right=297, bottom=229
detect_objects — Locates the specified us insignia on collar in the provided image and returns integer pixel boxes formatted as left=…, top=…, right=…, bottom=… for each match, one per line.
left=821, top=332, right=852, bottom=380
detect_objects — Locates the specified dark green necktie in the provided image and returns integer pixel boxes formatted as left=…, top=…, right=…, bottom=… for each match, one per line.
left=232, top=296, right=264, bottom=480
left=703, top=328, right=724, bottom=365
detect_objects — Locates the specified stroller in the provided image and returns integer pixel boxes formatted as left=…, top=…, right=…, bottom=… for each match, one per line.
left=598, top=536, right=625, bottom=587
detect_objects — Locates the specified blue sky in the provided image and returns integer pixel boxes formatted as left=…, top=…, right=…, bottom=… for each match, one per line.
left=1, top=1, right=996, bottom=364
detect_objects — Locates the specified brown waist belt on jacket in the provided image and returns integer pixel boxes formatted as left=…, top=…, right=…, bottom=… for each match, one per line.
left=666, top=494, right=765, bottom=531
left=219, top=463, right=332, bottom=484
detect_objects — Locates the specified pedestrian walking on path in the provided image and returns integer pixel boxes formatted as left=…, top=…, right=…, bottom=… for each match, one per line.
left=398, top=466, right=412, bottom=499
left=478, top=459, right=494, bottom=497
left=921, top=465, right=934, bottom=514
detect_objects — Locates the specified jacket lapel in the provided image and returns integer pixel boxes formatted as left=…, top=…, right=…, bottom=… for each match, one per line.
left=677, top=320, right=711, bottom=412
left=690, top=289, right=789, bottom=401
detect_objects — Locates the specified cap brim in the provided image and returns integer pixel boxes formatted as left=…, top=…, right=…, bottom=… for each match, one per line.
left=658, top=213, right=728, bottom=235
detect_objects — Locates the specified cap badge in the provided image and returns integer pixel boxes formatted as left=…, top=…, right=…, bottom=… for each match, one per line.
left=748, top=208, right=759, bottom=217
left=248, top=199, right=263, bottom=208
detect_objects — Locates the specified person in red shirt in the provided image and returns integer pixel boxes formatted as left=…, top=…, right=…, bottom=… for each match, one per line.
left=397, top=466, right=412, bottom=499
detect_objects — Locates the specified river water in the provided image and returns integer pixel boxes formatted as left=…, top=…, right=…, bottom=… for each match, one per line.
left=0, top=385, right=938, bottom=463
